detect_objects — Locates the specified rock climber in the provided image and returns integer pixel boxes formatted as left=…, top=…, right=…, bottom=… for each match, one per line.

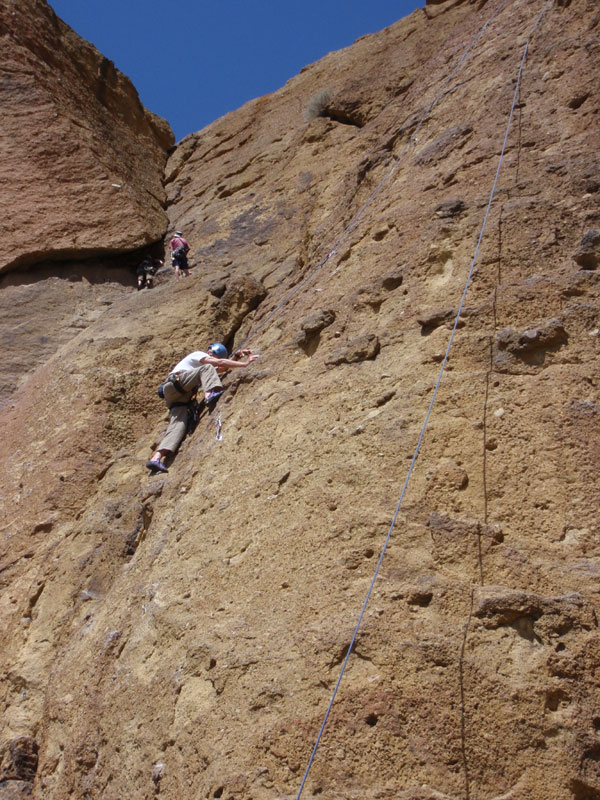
left=146, top=344, right=259, bottom=473
left=136, top=257, right=162, bottom=290
left=169, top=230, right=191, bottom=279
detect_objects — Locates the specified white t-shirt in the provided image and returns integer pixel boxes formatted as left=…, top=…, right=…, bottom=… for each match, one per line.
left=171, top=351, right=210, bottom=373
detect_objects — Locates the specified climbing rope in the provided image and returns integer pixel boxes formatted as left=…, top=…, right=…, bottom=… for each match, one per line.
left=295, top=1, right=553, bottom=796
left=235, top=0, right=509, bottom=354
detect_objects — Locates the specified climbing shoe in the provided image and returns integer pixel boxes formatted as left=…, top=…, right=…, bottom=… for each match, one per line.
left=146, top=459, right=168, bottom=474
left=205, top=388, right=225, bottom=404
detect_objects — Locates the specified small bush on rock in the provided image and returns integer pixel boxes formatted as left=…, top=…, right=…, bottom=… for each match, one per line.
left=305, top=89, right=331, bottom=121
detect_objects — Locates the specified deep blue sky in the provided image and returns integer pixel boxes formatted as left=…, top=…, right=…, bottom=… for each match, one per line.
left=48, top=0, right=423, bottom=143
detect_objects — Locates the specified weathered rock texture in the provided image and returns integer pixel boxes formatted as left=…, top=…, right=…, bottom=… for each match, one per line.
left=0, top=0, right=173, bottom=274
left=0, top=0, right=173, bottom=401
left=1, top=0, right=600, bottom=798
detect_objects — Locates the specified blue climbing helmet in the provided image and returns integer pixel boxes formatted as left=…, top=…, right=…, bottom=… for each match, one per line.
left=208, top=343, right=228, bottom=359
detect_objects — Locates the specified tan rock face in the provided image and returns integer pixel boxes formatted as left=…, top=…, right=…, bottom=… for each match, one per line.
left=0, top=0, right=173, bottom=274
left=0, top=259, right=139, bottom=404
left=1, top=0, right=600, bottom=799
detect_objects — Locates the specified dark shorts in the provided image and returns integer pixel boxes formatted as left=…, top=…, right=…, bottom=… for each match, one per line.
left=173, top=251, right=189, bottom=269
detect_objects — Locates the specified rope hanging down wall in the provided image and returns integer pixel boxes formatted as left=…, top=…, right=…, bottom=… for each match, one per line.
left=294, top=0, right=553, bottom=796
left=235, top=0, right=509, bottom=354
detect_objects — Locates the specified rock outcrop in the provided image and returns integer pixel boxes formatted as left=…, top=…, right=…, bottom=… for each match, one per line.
left=1, top=0, right=600, bottom=799
left=0, top=0, right=173, bottom=274
left=0, top=0, right=174, bottom=401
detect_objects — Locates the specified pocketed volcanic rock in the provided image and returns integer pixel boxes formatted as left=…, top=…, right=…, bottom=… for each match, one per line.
left=1, top=0, right=600, bottom=798
left=573, top=229, right=600, bottom=269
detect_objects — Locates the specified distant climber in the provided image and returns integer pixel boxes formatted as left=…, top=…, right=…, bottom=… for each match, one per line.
left=169, top=230, right=191, bottom=279
left=146, top=344, right=259, bottom=473
left=136, top=257, right=162, bottom=290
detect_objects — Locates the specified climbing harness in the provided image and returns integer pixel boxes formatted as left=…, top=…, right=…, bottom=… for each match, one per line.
left=158, top=374, right=187, bottom=399
left=187, top=399, right=201, bottom=435
left=167, top=374, right=186, bottom=394
left=295, top=0, right=554, bottom=796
